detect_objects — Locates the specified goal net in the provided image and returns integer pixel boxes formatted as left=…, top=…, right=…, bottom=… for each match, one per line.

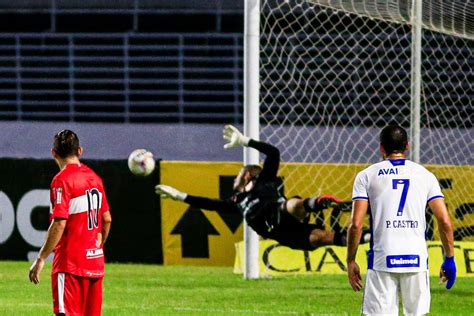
left=259, top=0, right=473, bottom=248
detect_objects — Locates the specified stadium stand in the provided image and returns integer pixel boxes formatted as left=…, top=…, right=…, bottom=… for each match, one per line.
left=0, top=0, right=470, bottom=127
left=0, top=0, right=243, bottom=123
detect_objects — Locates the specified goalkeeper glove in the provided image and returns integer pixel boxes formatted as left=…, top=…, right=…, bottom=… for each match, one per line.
left=440, top=256, right=456, bottom=289
left=155, top=184, right=187, bottom=201
left=223, top=125, right=250, bottom=149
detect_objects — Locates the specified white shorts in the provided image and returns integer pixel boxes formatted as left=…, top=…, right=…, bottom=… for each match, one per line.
left=362, top=269, right=430, bottom=316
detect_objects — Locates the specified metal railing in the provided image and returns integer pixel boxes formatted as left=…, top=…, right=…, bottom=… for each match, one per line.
left=0, top=33, right=243, bottom=123
left=0, top=1, right=242, bottom=34
left=0, top=4, right=469, bottom=126
left=0, top=31, right=471, bottom=125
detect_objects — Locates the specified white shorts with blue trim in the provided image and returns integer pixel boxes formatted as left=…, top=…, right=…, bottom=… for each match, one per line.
left=362, top=269, right=430, bottom=316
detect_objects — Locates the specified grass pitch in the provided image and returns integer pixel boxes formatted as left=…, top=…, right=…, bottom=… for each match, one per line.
left=1, top=261, right=472, bottom=315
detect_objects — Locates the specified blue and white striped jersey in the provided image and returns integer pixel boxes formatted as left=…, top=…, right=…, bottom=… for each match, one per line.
left=352, top=158, right=444, bottom=273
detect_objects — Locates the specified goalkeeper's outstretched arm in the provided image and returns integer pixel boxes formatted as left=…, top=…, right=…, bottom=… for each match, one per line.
left=247, top=138, right=279, bottom=180
left=223, top=125, right=280, bottom=180
left=155, top=184, right=238, bottom=213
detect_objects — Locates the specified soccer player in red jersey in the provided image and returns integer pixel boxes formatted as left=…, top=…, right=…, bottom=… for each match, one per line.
left=29, top=129, right=112, bottom=316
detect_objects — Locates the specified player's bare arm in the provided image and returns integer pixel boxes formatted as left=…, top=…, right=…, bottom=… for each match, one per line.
left=29, top=218, right=66, bottom=284
left=101, top=211, right=112, bottom=245
left=429, top=197, right=456, bottom=288
left=347, top=199, right=368, bottom=291
left=429, top=198, right=454, bottom=257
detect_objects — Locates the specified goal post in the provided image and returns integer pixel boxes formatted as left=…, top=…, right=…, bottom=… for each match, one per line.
left=410, top=0, right=422, bottom=163
left=244, top=0, right=473, bottom=277
left=306, top=0, right=474, bottom=41
left=243, top=0, right=261, bottom=279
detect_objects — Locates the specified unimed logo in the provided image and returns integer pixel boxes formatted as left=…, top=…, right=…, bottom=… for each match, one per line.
left=386, top=255, right=420, bottom=268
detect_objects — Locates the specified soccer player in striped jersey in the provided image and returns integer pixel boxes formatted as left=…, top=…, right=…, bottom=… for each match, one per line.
left=347, top=125, right=455, bottom=315
left=156, top=125, right=358, bottom=251
left=29, top=129, right=112, bottom=316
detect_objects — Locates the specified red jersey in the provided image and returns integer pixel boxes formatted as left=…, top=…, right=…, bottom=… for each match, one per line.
left=50, top=163, right=110, bottom=278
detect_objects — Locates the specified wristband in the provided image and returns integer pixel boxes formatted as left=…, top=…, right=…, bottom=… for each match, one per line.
left=176, top=192, right=188, bottom=201
left=241, top=136, right=250, bottom=146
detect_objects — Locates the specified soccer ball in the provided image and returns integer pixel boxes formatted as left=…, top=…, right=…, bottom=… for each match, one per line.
left=128, top=149, right=155, bottom=176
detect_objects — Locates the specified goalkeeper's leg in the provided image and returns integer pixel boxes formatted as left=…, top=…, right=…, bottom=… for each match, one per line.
left=308, top=226, right=370, bottom=248
left=273, top=203, right=370, bottom=250
left=285, top=195, right=343, bottom=222
left=280, top=226, right=345, bottom=249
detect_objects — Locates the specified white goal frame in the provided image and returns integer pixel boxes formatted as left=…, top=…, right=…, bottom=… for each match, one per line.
left=243, top=0, right=427, bottom=279
left=243, top=0, right=261, bottom=279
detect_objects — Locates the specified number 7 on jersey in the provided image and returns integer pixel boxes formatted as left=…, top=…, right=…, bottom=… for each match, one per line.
left=392, top=179, right=410, bottom=216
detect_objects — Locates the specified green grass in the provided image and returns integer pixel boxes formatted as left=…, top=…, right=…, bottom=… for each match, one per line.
left=1, top=261, right=473, bottom=315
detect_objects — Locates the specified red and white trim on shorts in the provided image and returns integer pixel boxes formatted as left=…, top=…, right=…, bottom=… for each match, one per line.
left=57, top=273, right=65, bottom=314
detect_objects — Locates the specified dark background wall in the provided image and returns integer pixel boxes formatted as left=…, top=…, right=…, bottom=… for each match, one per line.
left=0, top=158, right=162, bottom=263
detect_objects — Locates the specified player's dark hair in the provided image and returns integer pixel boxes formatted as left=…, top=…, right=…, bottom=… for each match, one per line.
left=380, top=125, right=408, bottom=155
left=53, top=129, right=80, bottom=158
left=243, top=165, right=262, bottom=179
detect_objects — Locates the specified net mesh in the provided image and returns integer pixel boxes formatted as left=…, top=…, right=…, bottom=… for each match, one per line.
left=259, top=0, right=473, bottom=251
left=309, top=0, right=474, bottom=40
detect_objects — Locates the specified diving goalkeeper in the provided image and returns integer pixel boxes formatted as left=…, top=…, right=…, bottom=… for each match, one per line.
left=156, top=125, right=359, bottom=250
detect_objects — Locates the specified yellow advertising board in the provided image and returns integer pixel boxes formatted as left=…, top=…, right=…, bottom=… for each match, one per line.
left=160, top=161, right=243, bottom=266
left=425, top=164, right=474, bottom=240
left=160, top=161, right=473, bottom=267
left=234, top=240, right=474, bottom=277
